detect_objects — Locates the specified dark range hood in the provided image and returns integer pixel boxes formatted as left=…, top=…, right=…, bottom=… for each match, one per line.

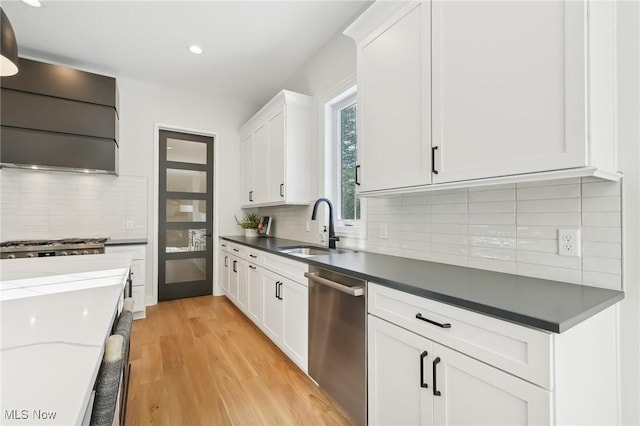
left=0, top=58, right=119, bottom=174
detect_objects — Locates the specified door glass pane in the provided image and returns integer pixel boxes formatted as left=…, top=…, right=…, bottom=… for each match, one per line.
left=166, top=138, right=207, bottom=164
left=165, top=258, right=206, bottom=283
left=166, top=229, right=207, bottom=253
left=340, top=103, right=360, bottom=220
left=167, top=169, right=206, bottom=193
left=166, top=199, right=206, bottom=222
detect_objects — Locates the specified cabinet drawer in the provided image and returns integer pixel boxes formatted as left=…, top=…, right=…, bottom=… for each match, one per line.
left=129, top=259, right=146, bottom=287
left=368, top=283, right=552, bottom=389
left=219, top=240, right=231, bottom=252
left=226, top=243, right=262, bottom=265
left=262, top=252, right=307, bottom=285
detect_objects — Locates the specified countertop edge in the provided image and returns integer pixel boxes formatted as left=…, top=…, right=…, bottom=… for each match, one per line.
left=220, top=235, right=625, bottom=334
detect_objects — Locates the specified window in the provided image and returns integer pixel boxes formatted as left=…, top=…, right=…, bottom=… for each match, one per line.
left=324, top=82, right=365, bottom=237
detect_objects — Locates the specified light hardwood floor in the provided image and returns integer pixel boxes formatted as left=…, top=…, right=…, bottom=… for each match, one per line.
left=125, top=295, right=358, bottom=426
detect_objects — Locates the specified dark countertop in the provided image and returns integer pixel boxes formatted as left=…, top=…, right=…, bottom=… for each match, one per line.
left=222, top=235, right=624, bottom=333
left=105, top=239, right=148, bottom=246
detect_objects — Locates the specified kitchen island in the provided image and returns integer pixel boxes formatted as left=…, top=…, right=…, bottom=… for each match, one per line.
left=0, top=254, right=131, bottom=425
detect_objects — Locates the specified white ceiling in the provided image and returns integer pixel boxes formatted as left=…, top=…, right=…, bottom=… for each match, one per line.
left=2, top=0, right=370, bottom=106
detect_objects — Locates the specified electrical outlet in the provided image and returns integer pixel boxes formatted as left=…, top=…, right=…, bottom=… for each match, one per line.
left=379, top=223, right=388, bottom=239
left=126, top=220, right=134, bottom=230
left=558, top=229, right=581, bottom=257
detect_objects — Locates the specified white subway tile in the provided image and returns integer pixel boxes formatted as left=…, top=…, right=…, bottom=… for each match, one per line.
left=432, top=233, right=467, bottom=245
left=583, top=256, right=621, bottom=275
left=401, top=240, right=432, bottom=252
left=582, top=242, right=621, bottom=259
left=468, top=183, right=515, bottom=192
left=469, top=224, right=516, bottom=238
left=468, top=201, right=515, bottom=214
left=469, top=235, right=516, bottom=249
left=582, top=196, right=621, bottom=212
left=517, top=184, right=580, bottom=200
left=431, top=214, right=468, bottom=224
left=582, top=212, right=621, bottom=227
left=401, top=204, right=430, bottom=215
left=516, top=239, right=557, bottom=253
left=400, top=230, right=432, bottom=242
left=402, top=215, right=430, bottom=226
left=431, top=242, right=468, bottom=256
left=517, top=226, right=558, bottom=239
left=468, top=189, right=515, bottom=202
left=516, top=198, right=580, bottom=213
left=402, top=193, right=431, bottom=206
left=469, top=213, right=516, bottom=225
left=516, top=263, right=582, bottom=284
left=582, top=181, right=621, bottom=197
left=470, top=246, right=516, bottom=261
left=582, top=271, right=622, bottom=290
left=426, top=252, right=469, bottom=267
left=582, top=227, right=621, bottom=243
left=431, top=223, right=468, bottom=235
left=517, top=213, right=581, bottom=227
left=431, top=191, right=468, bottom=204
left=431, top=203, right=467, bottom=214
left=517, top=250, right=581, bottom=270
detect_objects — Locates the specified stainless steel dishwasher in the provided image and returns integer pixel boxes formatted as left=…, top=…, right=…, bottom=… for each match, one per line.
left=305, top=265, right=366, bottom=425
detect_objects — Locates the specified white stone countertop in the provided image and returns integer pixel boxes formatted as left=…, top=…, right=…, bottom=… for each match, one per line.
left=0, top=254, right=131, bottom=425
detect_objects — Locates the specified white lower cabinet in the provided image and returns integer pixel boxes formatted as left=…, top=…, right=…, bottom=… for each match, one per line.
left=228, top=257, right=239, bottom=302
left=219, top=251, right=230, bottom=295
left=368, top=315, right=551, bottom=426
left=246, top=263, right=263, bottom=325
left=368, top=283, right=619, bottom=426
left=261, top=269, right=309, bottom=372
left=236, top=258, right=249, bottom=312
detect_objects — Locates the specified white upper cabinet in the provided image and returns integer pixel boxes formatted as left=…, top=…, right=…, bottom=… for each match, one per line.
left=345, top=0, right=619, bottom=195
left=355, top=1, right=431, bottom=192
left=239, top=90, right=313, bottom=207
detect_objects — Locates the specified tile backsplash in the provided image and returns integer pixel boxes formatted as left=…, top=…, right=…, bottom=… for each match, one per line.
left=0, top=169, right=147, bottom=241
left=261, top=177, right=622, bottom=291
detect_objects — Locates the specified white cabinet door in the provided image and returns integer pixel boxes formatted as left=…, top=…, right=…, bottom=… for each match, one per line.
left=240, top=135, right=254, bottom=205
left=262, top=270, right=283, bottom=343
left=268, top=110, right=286, bottom=203
left=246, top=263, right=263, bottom=326
left=228, top=257, right=239, bottom=302
left=432, top=343, right=552, bottom=426
left=252, top=124, right=269, bottom=204
left=281, top=277, right=308, bottom=372
left=236, top=258, right=248, bottom=312
left=357, top=2, right=431, bottom=192
left=368, top=315, right=434, bottom=426
left=219, top=251, right=230, bottom=295
left=432, top=0, right=586, bottom=183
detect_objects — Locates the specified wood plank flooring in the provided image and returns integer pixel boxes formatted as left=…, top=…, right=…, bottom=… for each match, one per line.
left=125, top=295, right=358, bottom=425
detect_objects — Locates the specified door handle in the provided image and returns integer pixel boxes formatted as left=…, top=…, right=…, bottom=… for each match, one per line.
left=420, top=351, right=429, bottom=389
left=416, top=313, right=451, bottom=329
left=431, top=146, right=439, bottom=175
left=280, top=183, right=284, bottom=197
left=304, top=272, right=364, bottom=297
left=433, top=357, right=442, bottom=396
left=355, top=165, right=361, bottom=186
left=206, top=233, right=212, bottom=238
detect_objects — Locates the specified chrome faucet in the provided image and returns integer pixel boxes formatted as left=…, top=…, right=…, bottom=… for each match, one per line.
left=311, top=198, right=340, bottom=249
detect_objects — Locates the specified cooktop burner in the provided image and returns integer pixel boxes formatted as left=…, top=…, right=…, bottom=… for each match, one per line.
left=0, top=238, right=108, bottom=259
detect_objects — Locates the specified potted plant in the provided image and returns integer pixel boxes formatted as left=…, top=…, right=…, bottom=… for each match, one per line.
left=235, top=213, right=261, bottom=237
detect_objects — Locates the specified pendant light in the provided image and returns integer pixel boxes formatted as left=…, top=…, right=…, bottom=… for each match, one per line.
left=1, top=7, right=19, bottom=76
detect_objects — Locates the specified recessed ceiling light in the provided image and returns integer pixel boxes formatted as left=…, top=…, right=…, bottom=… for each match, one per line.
left=21, top=0, right=42, bottom=7
left=188, top=45, right=203, bottom=55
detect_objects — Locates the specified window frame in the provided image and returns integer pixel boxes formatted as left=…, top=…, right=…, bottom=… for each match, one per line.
left=323, top=81, right=366, bottom=239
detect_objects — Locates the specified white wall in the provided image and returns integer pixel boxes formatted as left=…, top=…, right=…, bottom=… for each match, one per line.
left=116, top=77, right=254, bottom=302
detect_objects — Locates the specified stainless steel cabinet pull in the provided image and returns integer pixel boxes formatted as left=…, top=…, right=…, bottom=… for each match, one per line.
left=416, top=313, right=451, bottom=329
left=304, top=272, right=364, bottom=297
left=420, top=351, right=429, bottom=389
left=433, top=357, right=442, bottom=396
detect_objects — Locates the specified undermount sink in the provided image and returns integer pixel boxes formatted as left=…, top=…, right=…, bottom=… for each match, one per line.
left=277, top=245, right=350, bottom=257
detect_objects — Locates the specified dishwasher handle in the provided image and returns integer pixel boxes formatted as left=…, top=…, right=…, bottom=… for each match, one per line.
left=304, top=272, right=364, bottom=297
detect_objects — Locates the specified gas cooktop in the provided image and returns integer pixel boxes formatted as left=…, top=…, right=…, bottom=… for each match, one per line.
left=0, top=238, right=108, bottom=259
